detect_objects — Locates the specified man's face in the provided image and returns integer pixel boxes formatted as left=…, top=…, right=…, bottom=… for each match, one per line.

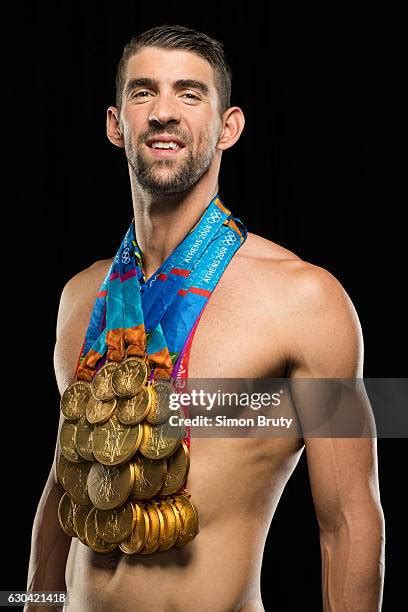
left=119, top=47, right=223, bottom=195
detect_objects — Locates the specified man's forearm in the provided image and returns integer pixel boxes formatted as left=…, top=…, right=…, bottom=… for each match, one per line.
left=320, top=505, right=385, bottom=611
left=26, top=472, right=72, bottom=608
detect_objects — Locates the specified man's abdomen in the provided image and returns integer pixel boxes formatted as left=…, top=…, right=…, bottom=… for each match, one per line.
left=66, top=518, right=264, bottom=612
left=65, top=437, right=304, bottom=611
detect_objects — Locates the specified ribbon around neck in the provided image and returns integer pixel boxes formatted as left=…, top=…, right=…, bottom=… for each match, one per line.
left=75, top=195, right=247, bottom=382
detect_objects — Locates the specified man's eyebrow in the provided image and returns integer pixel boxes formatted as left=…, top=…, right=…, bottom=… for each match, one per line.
left=124, top=77, right=159, bottom=96
left=124, top=77, right=210, bottom=97
left=174, top=79, right=209, bottom=95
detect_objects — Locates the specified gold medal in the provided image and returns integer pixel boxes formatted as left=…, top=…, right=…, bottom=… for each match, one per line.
left=95, top=501, right=136, bottom=543
left=139, top=416, right=184, bottom=460
left=59, top=420, right=82, bottom=463
left=58, top=492, right=78, bottom=538
left=91, top=362, right=117, bottom=401
left=60, top=381, right=92, bottom=422
left=173, top=494, right=199, bottom=547
left=75, top=415, right=94, bottom=461
left=146, top=379, right=173, bottom=424
left=158, top=499, right=181, bottom=551
left=86, top=394, right=117, bottom=425
left=160, top=441, right=190, bottom=495
left=140, top=503, right=164, bottom=554
left=92, top=414, right=142, bottom=466
left=87, top=462, right=134, bottom=510
left=73, top=504, right=93, bottom=544
left=119, top=503, right=149, bottom=554
left=56, top=453, right=71, bottom=488
left=116, top=386, right=151, bottom=425
left=111, top=357, right=148, bottom=397
left=131, top=454, right=166, bottom=500
left=62, top=461, right=92, bottom=505
left=84, top=507, right=117, bottom=553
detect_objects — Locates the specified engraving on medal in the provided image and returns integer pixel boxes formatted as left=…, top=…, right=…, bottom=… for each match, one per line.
left=63, top=461, right=92, bottom=505
left=75, top=416, right=94, bottom=461
left=93, top=415, right=142, bottom=465
left=59, top=420, right=82, bottom=463
left=139, top=416, right=184, bottom=460
left=131, top=455, right=166, bottom=499
left=87, top=462, right=134, bottom=510
left=91, top=362, right=117, bottom=401
left=84, top=507, right=117, bottom=553
left=147, top=380, right=173, bottom=424
left=89, top=465, right=118, bottom=505
left=86, top=395, right=117, bottom=425
left=60, top=381, right=91, bottom=422
left=104, top=513, right=121, bottom=538
left=161, top=441, right=190, bottom=495
left=57, top=493, right=78, bottom=538
left=111, top=358, right=148, bottom=397
left=117, top=387, right=150, bottom=425
left=95, top=501, right=135, bottom=543
left=56, top=453, right=71, bottom=488
left=72, top=504, right=92, bottom=544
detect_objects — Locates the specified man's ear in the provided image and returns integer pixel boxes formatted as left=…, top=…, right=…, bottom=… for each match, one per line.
left=106, top=106, right=125, bottom=148
left=216, top=106, right=245, bottom=151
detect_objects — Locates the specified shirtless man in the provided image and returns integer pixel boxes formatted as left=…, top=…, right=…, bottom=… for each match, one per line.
left=26, top=25, right=384, bottom=611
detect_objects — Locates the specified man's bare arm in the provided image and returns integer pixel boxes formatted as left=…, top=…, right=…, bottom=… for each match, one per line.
left=287, top=264, right=385, bottom=611
left=25, top=266, right=99, bottom=610
left=26, top=414, right=71, bottom=599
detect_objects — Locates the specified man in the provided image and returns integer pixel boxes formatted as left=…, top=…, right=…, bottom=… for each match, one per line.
left=26, top=25, right=384, bottom=612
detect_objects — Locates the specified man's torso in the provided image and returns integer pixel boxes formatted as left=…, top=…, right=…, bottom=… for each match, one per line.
left=55, top=232, right=307, bottom=612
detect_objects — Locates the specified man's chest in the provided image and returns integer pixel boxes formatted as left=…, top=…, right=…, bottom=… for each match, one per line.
left=54, top=263, right=288, bottom=394
left=186, top=278, right=287, bottom=379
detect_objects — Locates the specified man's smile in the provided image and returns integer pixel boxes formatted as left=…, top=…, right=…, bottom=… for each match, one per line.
left=144, top=134, right=186, bottom=158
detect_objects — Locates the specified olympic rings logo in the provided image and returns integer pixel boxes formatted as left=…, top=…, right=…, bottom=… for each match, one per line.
left=208, top=210, right=222, bottom=224
left=223, top=232, right=237, bottom=246
left=121, top=246, right=131, bottom=264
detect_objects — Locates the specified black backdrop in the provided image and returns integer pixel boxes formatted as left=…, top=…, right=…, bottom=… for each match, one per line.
left=9, top=2, right=406, bottom=610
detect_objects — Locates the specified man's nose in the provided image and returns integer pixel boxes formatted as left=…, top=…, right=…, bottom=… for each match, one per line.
left=148, top=94, right=181, bottom=126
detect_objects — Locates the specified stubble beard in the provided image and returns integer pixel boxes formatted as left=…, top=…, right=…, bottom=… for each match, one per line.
left=126, top=132, right=216, bottom=195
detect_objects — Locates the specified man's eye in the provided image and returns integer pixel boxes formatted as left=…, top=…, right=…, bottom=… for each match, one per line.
left=182, top=93, right=199, bottom=100
left=131, top=91, right=151, bottom=98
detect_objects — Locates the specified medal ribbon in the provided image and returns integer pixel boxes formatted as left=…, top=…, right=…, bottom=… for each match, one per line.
left=75, top=195, right=247, bottom=381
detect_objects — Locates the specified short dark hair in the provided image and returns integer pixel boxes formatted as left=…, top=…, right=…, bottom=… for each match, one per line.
left=115, top=25, right=232, bottom=114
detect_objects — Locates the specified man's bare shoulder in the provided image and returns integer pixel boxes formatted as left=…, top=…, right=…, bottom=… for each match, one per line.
left=62, top=258, right=114, bottom=297
left=237, top=233, right=362, bottom=376
left=236, top=232, right=355, bottom=316
left=239, top=231, right=301, bottom=263
left=237, top=231, right=322, bottom=283
left=56, top=258, right=114, bottom=335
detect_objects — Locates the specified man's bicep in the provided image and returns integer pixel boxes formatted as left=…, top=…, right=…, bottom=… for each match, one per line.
left=304, top=436, right=381, bottom=532
left=285, top=265, right=382, bottom=526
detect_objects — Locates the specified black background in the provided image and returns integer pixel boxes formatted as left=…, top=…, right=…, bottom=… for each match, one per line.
left=9, top=2, right=406, bottom=610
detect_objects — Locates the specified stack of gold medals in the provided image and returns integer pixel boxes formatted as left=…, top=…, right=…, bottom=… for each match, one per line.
left=57, top=356, right=199, bottom=554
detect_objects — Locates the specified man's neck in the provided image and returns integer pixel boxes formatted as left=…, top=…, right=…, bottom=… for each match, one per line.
left=131, top=180, right=219, bottom=280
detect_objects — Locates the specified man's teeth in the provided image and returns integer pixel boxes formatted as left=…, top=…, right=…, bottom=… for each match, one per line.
left=151, top=141, right=180, bottom=150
